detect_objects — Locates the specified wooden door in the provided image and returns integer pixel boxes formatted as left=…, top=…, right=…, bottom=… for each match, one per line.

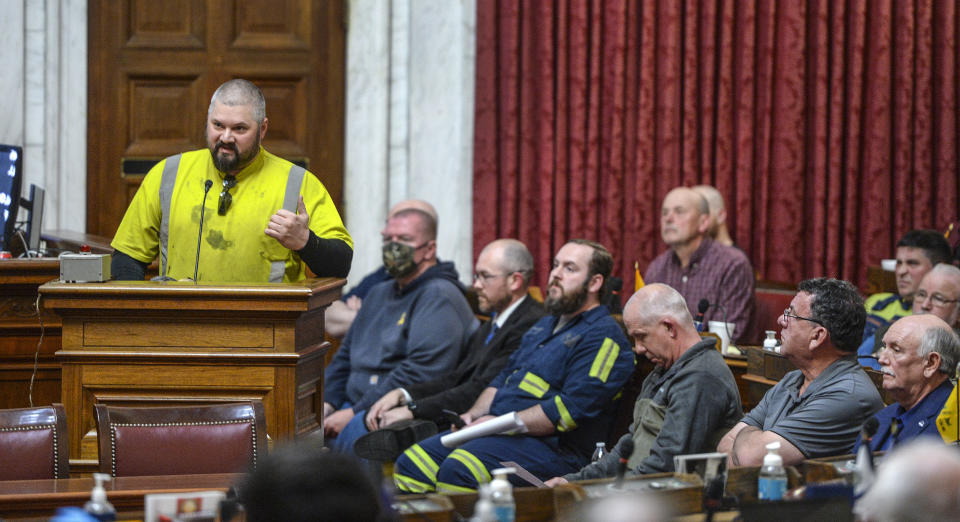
left=87, top=0, right=345, bottom=238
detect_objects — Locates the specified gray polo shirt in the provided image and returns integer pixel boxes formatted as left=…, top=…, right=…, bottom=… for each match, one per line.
left=742, top=356, right=884, bottom=458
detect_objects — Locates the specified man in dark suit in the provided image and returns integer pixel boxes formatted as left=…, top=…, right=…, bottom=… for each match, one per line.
left=348, top=238, right=546, bottom=460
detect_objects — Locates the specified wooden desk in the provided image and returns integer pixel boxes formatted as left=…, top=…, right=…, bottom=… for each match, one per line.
left=0, top=258, right=62, bottom=409
left=0, top=473, right=238, bottom=518
left=41, top=278, right=344, bottom=465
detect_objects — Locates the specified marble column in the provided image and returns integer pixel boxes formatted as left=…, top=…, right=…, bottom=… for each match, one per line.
left=0, top=0, right=86, bottom=236
left=344, top=0, right=476, bottom=287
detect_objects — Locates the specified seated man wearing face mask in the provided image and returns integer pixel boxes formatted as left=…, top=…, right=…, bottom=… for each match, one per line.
left=323, top=208, right=478, bottom=443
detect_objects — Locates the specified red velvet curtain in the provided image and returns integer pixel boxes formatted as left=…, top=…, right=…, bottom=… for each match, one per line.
left=473, top=0, right=960, bottom=296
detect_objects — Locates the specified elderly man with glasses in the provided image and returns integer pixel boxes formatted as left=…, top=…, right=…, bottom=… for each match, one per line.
left=717, top=278, right=884, bottom=466
left=859, top=263, right=960, bottom=370
left=853, top=314, right=960, bottom=453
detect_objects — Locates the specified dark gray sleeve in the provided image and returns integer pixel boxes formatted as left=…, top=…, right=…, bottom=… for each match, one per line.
left=296, top=231, right=352, bottom=278
left=635, top=371, right=740, bottom=474
left=111, top=249, right=148, bottom=280
left=765, top=376, right=883, bottom=458
left=563, top=433, right=630, bottom=482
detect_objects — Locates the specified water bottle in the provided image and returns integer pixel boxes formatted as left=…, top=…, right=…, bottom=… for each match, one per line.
left=758, top=441, right=787, bottom=501
left=591, top=441, right=607, bottom=463
left=763, top=330, right=778, bottom=352
left=489, top=467, right=516, bottom=522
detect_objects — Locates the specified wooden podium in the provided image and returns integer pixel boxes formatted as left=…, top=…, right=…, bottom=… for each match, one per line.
left=39, top=278, right=344, bottom=465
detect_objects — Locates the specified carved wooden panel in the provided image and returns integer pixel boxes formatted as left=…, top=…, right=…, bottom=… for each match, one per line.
left=125, top=0, right=205, bottom=49
left=82, top=320, right=276, bottom=349
left=230, top=0, right=310, bottom=50
left=256, top=78, right=307, bottom=158
left=125, top=78, right=202, bottom=156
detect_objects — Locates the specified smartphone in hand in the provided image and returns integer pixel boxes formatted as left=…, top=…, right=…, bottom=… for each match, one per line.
left=441, top=409, right=466, bottom=429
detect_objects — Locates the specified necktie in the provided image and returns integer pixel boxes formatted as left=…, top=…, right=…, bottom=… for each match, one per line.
left=485, top=321, right=499, bottom=344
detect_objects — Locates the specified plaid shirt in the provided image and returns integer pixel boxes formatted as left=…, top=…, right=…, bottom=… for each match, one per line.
left=645, top=237, right=757, bottom=343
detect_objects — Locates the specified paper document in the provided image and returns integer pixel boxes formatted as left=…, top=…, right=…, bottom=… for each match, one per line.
left=440, top=411, right=527, bottom=448
left=500, top=460, right=547, bottom=488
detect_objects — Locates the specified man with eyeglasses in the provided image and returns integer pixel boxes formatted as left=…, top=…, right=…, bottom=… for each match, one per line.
left=111, top=79, right=352, bottom=282
left=330, top=239, right=546, bottom=459
left=859, top=263, right=960, bottom=370
left=853, top=314, right=960, bottom=453
left=717, top=278, right=884, bottom=466
left=859, top=230, right=953, bottom=350
left=323, top=207, right=477, bottom=442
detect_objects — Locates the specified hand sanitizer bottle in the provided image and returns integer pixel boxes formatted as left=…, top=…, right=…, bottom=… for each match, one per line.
left=470, top=483, right=496, bottom=522
left=83, top=473, right=116, bottom=521
left=490, top=467, right=516, bottom=522
left=758, top=441, right=787, bottom=501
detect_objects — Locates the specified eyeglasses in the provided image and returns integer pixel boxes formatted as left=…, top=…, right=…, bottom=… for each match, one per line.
left=914, top=289, right=960, bottom=308
left=782, top=307, right=825, bottom=327
left=218, top=175, right=237, bottom=215
left=473, top=271, right=510, bottom=283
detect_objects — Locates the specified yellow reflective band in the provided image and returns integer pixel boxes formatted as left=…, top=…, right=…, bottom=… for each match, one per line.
left=448, top=448, right=491, bottom=485
left=518, top=372, right=550, bottom=398
left=437, top=481, right=477, bottom=493
left=589, top=337, right=620, bottom=383
left=394, top=473, right=433, bottom=493
left=402, top=443, right=439, bottom=482
left=397, top=312, right=406, bottom=325
left=554, top=395, right=578, bottom=432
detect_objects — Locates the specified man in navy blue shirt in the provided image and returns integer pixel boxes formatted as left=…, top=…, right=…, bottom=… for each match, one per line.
left=855, top=314, right=960, bottom=452
left=324, top=199, right=441, bottom=338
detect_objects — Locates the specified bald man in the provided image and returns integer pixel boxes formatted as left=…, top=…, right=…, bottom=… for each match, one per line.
left=855, top=439, right=960, bottom=522
left=645, top=187, right=756, bottom=344
left=853, top=314, right=960, bottom=452
left=546, top=284, right=742, bottom=486
left=325, top=199, right=444, bottom=338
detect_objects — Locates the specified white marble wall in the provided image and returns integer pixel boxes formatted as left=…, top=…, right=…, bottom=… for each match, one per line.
left=345, top=0, right=476, bottom=287
left=0, top=0, right=86, bottom=236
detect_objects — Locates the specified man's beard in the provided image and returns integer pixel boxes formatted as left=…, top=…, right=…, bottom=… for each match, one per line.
left=545, top=279, right=590, bottom=315
left=210, top=133, right=260, bottom=173
left=480, top=292, right=513, bottom=315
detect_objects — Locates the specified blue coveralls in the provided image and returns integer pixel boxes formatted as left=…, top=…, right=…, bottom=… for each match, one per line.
left=393, top=305, right=634, bottom=492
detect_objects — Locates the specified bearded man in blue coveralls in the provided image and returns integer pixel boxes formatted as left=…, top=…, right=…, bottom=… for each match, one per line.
left=393, top=239, right=635, bottom=493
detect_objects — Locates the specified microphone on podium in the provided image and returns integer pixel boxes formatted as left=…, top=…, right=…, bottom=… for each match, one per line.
left=194, top=180, right=214, bottom=283
left=695, top=299, right=709, bottom=332
left=614, top=438, right=634, bottom=489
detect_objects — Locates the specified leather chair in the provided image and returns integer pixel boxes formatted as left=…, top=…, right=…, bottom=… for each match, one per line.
left=95, top=401, right=267, bottom=477
left=751, top=281, right=797, bottom=344
left=0, top=403, right=69, bottom=480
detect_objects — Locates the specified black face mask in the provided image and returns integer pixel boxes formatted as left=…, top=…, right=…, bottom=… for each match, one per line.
left=382, top=241, right=425, bottom=278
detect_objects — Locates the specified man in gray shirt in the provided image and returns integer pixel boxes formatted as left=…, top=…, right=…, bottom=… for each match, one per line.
left=546, top=284, right=743, bottom=485
left=717, top=278, right=885, bottom=466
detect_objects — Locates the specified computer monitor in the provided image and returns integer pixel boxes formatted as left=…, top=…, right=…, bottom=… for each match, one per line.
left=24, top=183, right=44, bottom=252
left=0, top=145, right=24, bottom=252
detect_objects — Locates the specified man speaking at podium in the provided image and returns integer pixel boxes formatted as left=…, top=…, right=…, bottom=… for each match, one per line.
left=111, top=79, right=352, bottom=282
